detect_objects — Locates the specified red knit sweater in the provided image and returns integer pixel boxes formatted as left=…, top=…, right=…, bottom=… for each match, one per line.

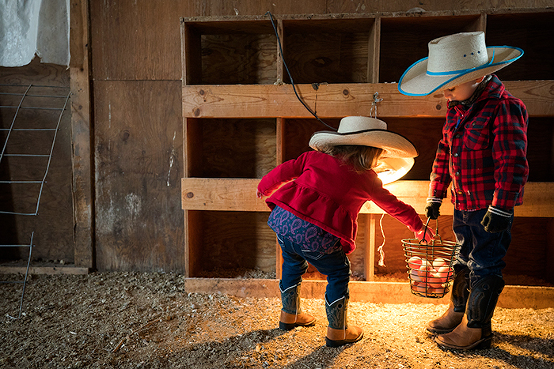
left=257, top=151, right=423, bottom=254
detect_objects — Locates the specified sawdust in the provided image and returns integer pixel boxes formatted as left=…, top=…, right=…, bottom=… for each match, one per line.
left=1, top=272, right=553, bottom=368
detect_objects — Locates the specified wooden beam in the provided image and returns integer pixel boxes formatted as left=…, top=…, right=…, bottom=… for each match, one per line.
left=0, top=266, right=90, bottom=275
left=182, top=178, right=554, bottom=217
left=181, top=18, right=202, bottom=85
left=70, top=0, right=94, bottom=269
left=368, top=16, right=380, bottom=83
left=183, top=81, right=554, bottom=118
left=183, top=278, right=554, bottom=309
left=276, top=19, right=285, bottom=84
left=275, top=117, right=285, bottom=279
left=366, top=216, right=376, bottom=281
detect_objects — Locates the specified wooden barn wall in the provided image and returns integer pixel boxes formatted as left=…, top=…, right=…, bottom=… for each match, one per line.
left=93, top=81, right=183, bottom=271
left=89, top=0, right=551, bottom=273
left=0, top=60, right=74, bottom=263
left=2, top=0, right=548, bottom=273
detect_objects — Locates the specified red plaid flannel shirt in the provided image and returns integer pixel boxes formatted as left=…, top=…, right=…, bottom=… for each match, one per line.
left=429, top=75, right=529, bottom=211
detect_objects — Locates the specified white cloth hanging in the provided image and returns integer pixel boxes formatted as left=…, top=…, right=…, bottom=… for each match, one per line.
left=0, top=0, right=70, bottom=67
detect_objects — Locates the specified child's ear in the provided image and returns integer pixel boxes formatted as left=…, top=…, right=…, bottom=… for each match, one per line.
left=476, top=75, right=486, bottom=83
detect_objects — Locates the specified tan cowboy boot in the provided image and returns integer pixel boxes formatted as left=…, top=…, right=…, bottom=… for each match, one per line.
left=436, top=275, right=505, bottom=350
left=279, top=282, right=316, bottom=330
left=325, top=296, right=363, bottom=347
left=427, top=302, right=464, bottom=334
left=427, top=267, right=469, bottom=334
left=279, top=310, right=316, bottom=329
left=435, top=315, right=484, bottom=349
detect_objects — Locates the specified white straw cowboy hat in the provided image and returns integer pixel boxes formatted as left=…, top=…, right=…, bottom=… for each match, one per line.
left=398, top=31, right=523, bottom=96
left=309, top=116, right=418, bottom=158
left=309, top=116, right=418, bottom=184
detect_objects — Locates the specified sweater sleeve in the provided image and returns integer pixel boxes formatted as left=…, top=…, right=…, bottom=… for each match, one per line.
left=369, top=176, right=424, bottom=233
left=257, top=152, right=308, bottom=197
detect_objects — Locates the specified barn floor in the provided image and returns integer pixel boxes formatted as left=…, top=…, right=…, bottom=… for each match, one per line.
left=1, top=272, right=553, bottom=368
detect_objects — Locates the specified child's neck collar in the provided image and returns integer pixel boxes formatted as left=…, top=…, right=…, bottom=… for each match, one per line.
left=447, top=75, right=492, bottom=109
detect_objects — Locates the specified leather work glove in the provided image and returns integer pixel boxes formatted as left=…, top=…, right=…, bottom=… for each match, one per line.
left=481, top=206, right=513, bottom=233
left=425, top=197, right=442, bottom=220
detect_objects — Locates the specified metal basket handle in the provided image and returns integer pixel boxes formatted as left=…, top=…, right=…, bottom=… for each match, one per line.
left=420, top=218, right=443, bottom=244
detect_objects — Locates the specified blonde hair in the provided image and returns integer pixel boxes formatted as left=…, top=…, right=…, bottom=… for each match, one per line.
left=319, top=145, right=384, bottom=173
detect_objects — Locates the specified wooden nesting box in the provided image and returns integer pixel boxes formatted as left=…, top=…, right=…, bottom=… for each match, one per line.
left=181, top=10, right=554, bottom=292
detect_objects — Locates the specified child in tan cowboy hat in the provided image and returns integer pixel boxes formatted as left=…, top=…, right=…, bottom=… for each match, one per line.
left=399, top=32, right=529, bottom=350
left=257, top=116, right=434, bottom=347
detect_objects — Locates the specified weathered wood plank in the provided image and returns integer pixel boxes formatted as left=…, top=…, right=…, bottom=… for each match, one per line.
left=183, top=278, right=554, bottom=309
left=181, top=178, right=553, bottom=217
left=94, top=81, right=184, bottom=272
left=183, top=81, right=554, bottom=118
left=70, top=0, right=94, bottom=269
left=182, top=178, right=269, bottom=212
left=0, top=266, right=89, bottom=275
left=183, top=118, right=276, bottom=178
left=90, top=1, right=190, bottom=80
left=368, top=16, right=380, bottom=83
left=177, top=178, right=432, bottom=213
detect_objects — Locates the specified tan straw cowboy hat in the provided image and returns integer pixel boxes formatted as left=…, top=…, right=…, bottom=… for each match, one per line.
left=398, top=31, right=523, bottom=96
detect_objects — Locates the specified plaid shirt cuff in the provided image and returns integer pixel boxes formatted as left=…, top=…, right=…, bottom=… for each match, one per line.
left=492, top=189, right=520, bottom=211
left=426, top=197, right=443, bottom=204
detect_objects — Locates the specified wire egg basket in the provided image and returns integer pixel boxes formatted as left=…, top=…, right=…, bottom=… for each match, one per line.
left=402, top=218, right=459, bottom=298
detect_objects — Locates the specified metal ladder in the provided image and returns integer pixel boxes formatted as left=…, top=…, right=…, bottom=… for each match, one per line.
left=0, top=84, right=70, bottom=318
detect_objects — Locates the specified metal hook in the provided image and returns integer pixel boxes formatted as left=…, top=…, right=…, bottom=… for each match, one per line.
left=370, top=92, right=383, bottom=118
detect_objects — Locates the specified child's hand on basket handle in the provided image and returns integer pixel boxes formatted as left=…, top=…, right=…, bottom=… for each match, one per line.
left=425, top=197, right=442, bottom=219
left=415, top=226, right=435, bottom=243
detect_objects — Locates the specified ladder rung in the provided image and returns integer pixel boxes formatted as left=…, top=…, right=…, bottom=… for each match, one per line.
left=0, top=128, right=56, bottom=131
left=0, top=211, right=38, bottom=215
left=3, top=154, right=50, bottom=157
left=0, top=180, right=43, bottom=184
left=0, top=106, right=65, bottom=110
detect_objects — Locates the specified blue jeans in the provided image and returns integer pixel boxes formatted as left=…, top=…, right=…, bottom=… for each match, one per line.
left=452, top=208, right=513, bottom=288
left=277, top=234, right=351, bottom=305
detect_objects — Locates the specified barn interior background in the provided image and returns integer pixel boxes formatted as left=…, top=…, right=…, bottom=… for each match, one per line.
left=0, top=0, right=553, bottom=308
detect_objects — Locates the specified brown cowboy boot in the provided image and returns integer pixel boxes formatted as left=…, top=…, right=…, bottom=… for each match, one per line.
left=427, top=267, right=469, bottom=334
left=325, top=296, right=363, bottom=347
left=436, top=274, right=505, bottom=350
left=278, top=282, right=316, bottom=330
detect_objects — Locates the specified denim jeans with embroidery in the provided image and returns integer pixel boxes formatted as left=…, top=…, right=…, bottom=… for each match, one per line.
left=452, top=208, right=513, bottom=288
left=268, top=206, right=351, bottom=304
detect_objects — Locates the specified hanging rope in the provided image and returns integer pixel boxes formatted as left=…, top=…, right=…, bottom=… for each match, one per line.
left=377, top=213, right=386, bottom=267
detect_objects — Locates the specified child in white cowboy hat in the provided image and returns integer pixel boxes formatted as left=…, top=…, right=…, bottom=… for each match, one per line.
left=257, top=116, right=434, bottom=347
left=399, top=31, right=529, bottom=350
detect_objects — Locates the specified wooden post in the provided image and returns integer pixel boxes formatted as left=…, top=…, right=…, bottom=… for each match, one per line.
left=275, top=117, right=285, bottom=279
left=366, top=215, right=376, bottom=281
left=70, top=0, right=94, bottom=269
left=276, top=19, right=285, bottom=84
left=369, top=15, right=381, bottom=84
